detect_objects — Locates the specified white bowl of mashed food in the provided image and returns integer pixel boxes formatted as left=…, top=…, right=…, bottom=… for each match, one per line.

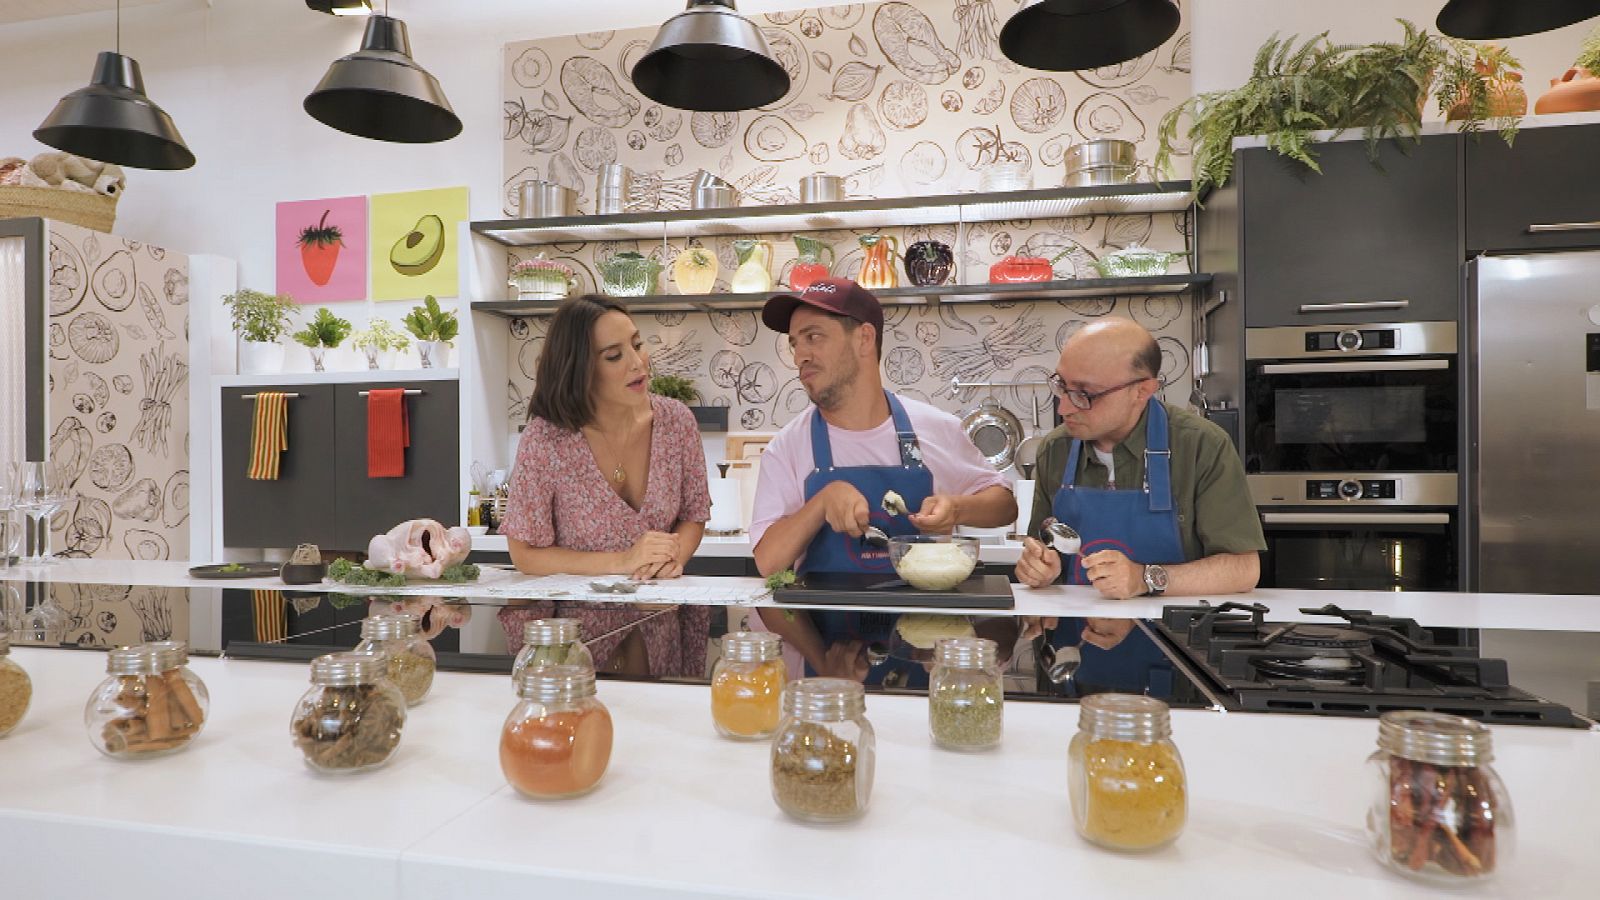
left=888, top=535, right=980, bottom=591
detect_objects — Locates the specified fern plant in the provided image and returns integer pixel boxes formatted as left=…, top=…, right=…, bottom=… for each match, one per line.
left=1576, top=23, right=1600, bottom=73
left=1157, top=20, right=1519, bottom=198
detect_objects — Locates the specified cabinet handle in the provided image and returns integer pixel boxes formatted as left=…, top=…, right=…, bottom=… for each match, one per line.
left=357, top=390, right=425, bottom=397
left=1261, top=512, right=1451, bottom=526
left=240, top=393, right=302, bottom=400
left=1260, top=359, right=1450, bottom=375
left=1527, top=221, right=1600, bottom=233
left=1296, top=300, right=1409, bottom=314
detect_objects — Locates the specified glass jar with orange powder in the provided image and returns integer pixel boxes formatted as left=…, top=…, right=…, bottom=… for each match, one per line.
left=710, top=631, right=786, bottom=740
left=499, top=664, right=613, bottom=799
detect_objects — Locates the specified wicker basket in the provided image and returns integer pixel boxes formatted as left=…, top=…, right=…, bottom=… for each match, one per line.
left=0, top=184, right=117, bottom=232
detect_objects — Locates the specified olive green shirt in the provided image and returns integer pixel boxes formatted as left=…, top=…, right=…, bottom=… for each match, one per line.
left=1028, top=402, right=1266, bottom=563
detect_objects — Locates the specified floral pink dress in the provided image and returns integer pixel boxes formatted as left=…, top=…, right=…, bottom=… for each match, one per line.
left=498, top=395, right=712, bottom=676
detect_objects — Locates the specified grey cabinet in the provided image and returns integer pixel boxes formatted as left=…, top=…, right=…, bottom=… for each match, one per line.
left=1466, top=124, right=1600, bottom=254
left=222, top=379, right=459, bottom=552
left=221, top=384, right=337, bottom=548
left=332, top=381, right=460, bottom=551
left=1239, top=135, right=1462, bottom=326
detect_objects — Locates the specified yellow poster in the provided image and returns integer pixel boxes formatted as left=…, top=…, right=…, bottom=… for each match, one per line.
left=370, top=186, right=468, bottom=301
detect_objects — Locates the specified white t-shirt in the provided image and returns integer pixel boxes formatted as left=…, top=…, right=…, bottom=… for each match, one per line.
left=1092, top=446, right=1116, bottom=487
left=749, top=395, right=1010, bottom=548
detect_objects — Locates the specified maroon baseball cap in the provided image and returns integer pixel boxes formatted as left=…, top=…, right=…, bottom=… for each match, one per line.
left=761, top=277, right=884, bottom=337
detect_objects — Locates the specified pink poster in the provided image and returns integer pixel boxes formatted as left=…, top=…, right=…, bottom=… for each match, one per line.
left=275, top=196, right=367, bottom=303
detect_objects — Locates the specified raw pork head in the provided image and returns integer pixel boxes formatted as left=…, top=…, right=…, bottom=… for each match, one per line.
left=365, top=519, right=472, bottom=580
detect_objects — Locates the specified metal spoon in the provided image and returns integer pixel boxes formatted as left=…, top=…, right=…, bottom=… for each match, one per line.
left=861, top=525, right=890, bottom=549
left=1040, top=517, right=1082, bottom=555
left=881, top=490, right=910, bottom=517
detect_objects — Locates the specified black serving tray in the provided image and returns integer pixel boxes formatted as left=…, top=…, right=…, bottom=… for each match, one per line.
left=774, top=572, right=1014, bottom=610
left=188, top=562, right=283, bottom=580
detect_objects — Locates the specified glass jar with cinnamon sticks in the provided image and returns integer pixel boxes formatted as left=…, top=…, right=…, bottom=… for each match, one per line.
left=1366, top=711, right=1514, bottom=884
left=85, top=642, right=209, bottom=759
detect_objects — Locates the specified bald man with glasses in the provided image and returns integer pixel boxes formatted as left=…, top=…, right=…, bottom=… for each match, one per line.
left=1015, top=318, right=1264, bottom=599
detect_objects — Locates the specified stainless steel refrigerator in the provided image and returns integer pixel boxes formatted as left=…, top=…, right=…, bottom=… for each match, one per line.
left=1472, top=252, right=1600, bottom=594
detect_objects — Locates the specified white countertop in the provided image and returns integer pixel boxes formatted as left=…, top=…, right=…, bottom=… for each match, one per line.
left=213, top=368, right=461, bottom=387
left=2, top=647, right=1596, bottom=900
left=9, top=559, right=1600, bottom=632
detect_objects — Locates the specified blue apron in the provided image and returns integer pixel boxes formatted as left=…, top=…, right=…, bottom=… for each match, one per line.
left=1048, top=397, right=1185, bottom=696
left=800, top=392, right=934, bottom=686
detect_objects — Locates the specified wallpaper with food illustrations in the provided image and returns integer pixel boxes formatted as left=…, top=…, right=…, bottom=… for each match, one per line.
left=44, top=221, right=190, bottom=565
left=503, top=1, right=1191, bottom=212
left=500, top=1, right=1197, bottom=439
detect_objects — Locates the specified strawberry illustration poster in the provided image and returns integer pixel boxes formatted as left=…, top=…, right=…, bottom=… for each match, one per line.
left=370, top=186, right=467, bottom=301
left=275, top=196, right=367, bottom=303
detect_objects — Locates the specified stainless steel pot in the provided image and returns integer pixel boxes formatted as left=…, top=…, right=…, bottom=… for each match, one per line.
left=799, top=173, right=842, bottom=204
left=595, top=164, right=634, bottom=215
left=691, top=170, right=740, bottom=210
left=519, top=180, right=578, bottom=219
left=961, top=398, right=1025, bottom=472
left=1063, top=139, right=1141, bottom=187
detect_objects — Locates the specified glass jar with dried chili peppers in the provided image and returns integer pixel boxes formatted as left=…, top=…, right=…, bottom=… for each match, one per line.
left=1366, top=711, right=1514, bottom=884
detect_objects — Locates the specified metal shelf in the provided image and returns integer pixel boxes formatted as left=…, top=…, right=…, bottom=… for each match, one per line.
left=471, top=181, right=1195, bottom=247
left=470, top=274, right=1212, bottom=318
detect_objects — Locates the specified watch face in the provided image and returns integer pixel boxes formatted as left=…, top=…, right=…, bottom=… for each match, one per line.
left=1148, top=565, right=1169, bottom=590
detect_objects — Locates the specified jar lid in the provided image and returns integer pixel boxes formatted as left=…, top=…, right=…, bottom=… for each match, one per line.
left=516, top=664, right=597, bottom=703
left=1078, top=693, right=1171, bottom=741
left=934, top=636, right=997, bottom=669
left=360, top=613, right=420, bottom=642
left=310, top=651, right=389, bottom=687
left=1378, top=710, right=1493, bottom=766
left=145, top=640, right=189, bottom=671
left=522, top=617, right=580, bottom=647
left=106, top=645, right=162, bottom=676
left=782, top=677, right=866, bottom=721
left=720, top=631, right=782, bottom=664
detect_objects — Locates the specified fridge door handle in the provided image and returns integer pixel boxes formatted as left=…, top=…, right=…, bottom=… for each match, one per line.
left=1259, top=359, right=1450, bottom=375
left=1261, top=512, right=1452, bottom=526
left=1297, top=300, right=1409, bottom=314
left=1526, top=221, right=1600, bottom=233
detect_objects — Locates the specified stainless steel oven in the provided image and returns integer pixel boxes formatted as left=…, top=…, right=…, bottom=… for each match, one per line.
left=1252, top=474, right=1460, bottom=591
left=1243, top=322, right=1458, bottom=474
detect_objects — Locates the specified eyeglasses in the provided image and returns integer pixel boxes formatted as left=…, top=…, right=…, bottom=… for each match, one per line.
left=1047, top=373, right=1153, bottom=410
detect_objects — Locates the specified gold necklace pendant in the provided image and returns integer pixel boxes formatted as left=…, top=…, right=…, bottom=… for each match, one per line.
left=612, top=465, right=626, bottom=485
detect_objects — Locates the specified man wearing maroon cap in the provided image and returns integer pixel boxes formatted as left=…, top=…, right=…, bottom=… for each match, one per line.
left=751, top=278, right=1017, bottom=682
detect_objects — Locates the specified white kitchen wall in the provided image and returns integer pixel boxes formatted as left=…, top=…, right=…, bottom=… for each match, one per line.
left=0, top=0, right=1595, bottom=356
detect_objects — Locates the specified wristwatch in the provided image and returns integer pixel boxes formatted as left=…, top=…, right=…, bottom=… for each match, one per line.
left=1142, top=564, right=1169, bottom=596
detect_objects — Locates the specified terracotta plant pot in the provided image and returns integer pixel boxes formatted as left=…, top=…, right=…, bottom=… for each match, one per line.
left=1535, top=67, right=1600, bottom=115
left=1447, top=72, right=1527, bottom=120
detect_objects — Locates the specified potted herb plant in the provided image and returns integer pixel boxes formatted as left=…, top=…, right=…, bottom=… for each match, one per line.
left=649, top=374, right=727, bottom=431
left=1156, top=20, right=1520, bottom=198
left=222, top=288, right=298, bottom=375
left=292, top=308, right=353, bottom=372
left=350, top=319, right=412, bottom=371
left=402, top=294, right=459, bottom=368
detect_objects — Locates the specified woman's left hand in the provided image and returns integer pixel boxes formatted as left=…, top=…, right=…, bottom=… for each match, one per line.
left=632, top=559, right=685, bottom=581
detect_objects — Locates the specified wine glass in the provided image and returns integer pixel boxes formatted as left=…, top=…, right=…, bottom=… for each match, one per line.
left=10, top=462, right=69, bottom=565
left=0, top=472, right=16, bottom=568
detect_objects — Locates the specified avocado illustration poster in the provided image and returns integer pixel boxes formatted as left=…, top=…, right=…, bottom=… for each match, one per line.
left=370, top=186, right=468, bottom=301
left=275, top=195, right=367, bottom=302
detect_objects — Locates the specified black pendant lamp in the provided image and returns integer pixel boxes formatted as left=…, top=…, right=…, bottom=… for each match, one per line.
left=1000, top=0, right=1181, bottom=72
left=304, top=12, right=461, bottom=143
left=1437, top=0, right=1600, bottom=39
left=631, top=0, right=791, bottom=112
left=33, top=2, right=194, bottom=170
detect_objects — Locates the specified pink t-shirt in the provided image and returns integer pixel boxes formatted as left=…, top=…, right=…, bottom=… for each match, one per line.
left=750, top=395, right=1008, bottom=548
left=502, top=394, right=711, bottom=550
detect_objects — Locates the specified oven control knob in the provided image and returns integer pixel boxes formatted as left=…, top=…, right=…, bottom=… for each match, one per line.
left=1337, top=479, right=1364, bottom=500
left=1336, top=329, right=1363, bottom=352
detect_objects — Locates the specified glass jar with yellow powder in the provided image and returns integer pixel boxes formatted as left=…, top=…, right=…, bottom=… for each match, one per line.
left=1068, top=693, right=1187, bottom=851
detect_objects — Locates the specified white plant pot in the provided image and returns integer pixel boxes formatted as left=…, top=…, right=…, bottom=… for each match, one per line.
left=362, top=347, right=399, bottom=370
left=417, top=341, right=450, bottom=369
left=239, top=340, right=285, bottom=375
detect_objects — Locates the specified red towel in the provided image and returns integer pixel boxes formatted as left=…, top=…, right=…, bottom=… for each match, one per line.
left=367, top=389, right=410, bottom=478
